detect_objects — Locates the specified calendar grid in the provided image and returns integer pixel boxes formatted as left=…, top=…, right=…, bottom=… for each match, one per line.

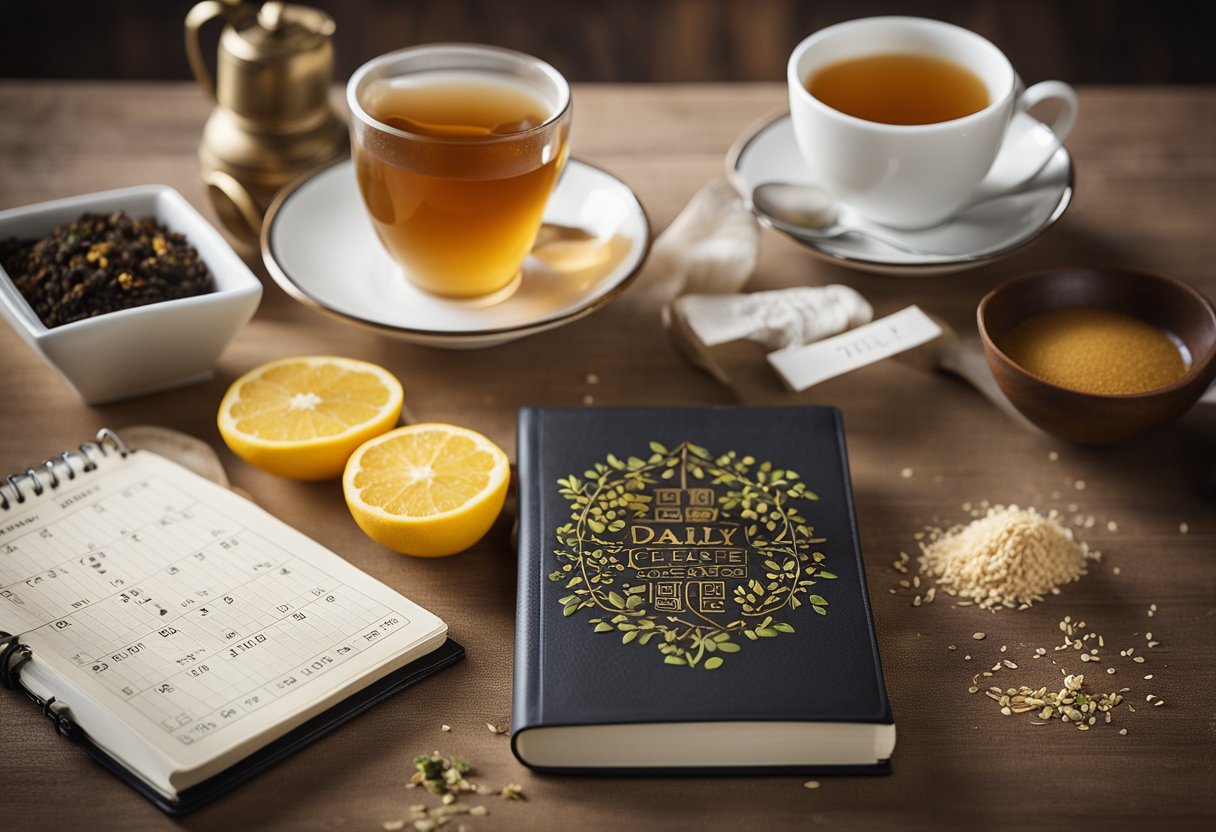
left=0, top=471, right=416, bottom=746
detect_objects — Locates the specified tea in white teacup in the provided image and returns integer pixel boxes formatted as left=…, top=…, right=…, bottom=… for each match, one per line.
left=806, top=53, right=989, bottom=126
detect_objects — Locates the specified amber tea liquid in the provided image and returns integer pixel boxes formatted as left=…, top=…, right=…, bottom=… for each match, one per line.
left=355, top=72, right=568, bottom=298
left=807, top=53, right=989, bottom=125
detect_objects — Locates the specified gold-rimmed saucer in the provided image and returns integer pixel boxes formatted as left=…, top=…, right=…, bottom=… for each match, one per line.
left=262, top=159, right=651, bottom=348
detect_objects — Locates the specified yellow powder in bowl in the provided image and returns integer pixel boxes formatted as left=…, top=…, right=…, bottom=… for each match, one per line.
left=1002, top=307, right=1189, bottom=395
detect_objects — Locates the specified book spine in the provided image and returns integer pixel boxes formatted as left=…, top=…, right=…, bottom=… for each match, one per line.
left=831, top=408, right=894, bottom=726
left=511, top=408, right=542, bottom=751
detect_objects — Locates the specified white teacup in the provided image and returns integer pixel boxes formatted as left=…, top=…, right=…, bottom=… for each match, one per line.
left=787, top=16, right=1078, bottom=230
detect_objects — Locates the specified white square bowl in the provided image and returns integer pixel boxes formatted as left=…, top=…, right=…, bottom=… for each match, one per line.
left=0, top=185, right=262, bottom=404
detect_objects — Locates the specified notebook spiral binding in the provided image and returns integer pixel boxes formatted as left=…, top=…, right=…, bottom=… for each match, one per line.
left=0, top=428, right=129, bottom=511
left=0, top=429, right=129, bottom=739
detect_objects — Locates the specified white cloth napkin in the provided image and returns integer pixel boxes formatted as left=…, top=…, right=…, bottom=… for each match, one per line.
left=649, top=178, right=873, bottom=383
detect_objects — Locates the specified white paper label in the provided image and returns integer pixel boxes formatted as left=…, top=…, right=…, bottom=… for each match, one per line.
left=767, top=305, right=942, bottom=392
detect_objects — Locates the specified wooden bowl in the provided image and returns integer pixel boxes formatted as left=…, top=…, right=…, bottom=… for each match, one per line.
left=977, top=267, right=1216, bottom=444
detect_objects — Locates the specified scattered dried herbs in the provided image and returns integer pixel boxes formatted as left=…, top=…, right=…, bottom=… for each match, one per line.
left=0, top=210, right=213, bottom=327
left=965, top=614, right=1167, bottom=732
left=394, top=750, right=524, bottom=831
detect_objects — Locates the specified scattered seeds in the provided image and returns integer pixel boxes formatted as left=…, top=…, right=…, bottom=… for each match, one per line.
left=581, top=393, right=595, bottom=406
left=803, top=780, right=821, bottom=790
left=487, top=723, right=509, bottom=735
left=584, top=372, right=599, bottom=385
left=1074, top=480, right=1087, bottom=491
left=1179, top=522, right=1189, bottom=534
left=441, top=725, right=451, bottom=732
left=901, top=467, right=914, bottom=479
left=1048, top=451, right=1059, bottom=461
left=973, top=632, right=986, bottom=640
left=911, top=505, right=1098, bottom=611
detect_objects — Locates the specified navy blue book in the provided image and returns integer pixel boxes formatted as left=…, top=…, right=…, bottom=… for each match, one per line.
left=512, top=406, right=894, bottom=774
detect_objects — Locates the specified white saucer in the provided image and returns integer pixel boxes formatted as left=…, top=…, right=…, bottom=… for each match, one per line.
left=262, top=159, right=650, bottom=348
left=727, top=112, right=1074, bottom=276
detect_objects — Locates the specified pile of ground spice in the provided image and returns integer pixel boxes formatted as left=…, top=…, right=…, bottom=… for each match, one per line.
left=0, top=210, right=213, bottom=328
left=917, top=505, right=1098, bottom=610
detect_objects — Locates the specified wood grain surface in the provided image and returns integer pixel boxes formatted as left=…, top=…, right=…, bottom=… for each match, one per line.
left=1, top=82, right=1214, bottom=831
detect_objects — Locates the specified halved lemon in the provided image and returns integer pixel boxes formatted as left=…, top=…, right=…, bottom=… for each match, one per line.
left=343, top=424, right=510, bottom=557
left=217, top=356, right=404, bottom=481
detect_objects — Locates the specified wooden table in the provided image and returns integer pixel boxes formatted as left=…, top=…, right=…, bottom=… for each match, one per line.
left=1, top=82, right=1214, bottom=831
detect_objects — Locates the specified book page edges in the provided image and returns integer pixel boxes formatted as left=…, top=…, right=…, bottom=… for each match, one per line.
left=514, top=720, right=897, bottom=769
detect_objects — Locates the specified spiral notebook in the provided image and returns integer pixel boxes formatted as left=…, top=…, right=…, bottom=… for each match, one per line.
left=0, top=429, right=463, bottom=815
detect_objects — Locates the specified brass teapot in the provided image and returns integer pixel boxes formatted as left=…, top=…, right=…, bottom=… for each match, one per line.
left=185, top=0, right=347, bottom=247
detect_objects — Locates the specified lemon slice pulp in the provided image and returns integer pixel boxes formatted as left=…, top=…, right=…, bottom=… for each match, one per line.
left=217, top=355, right=403, bottom=481
left=343, top=424, right=510, bottom=557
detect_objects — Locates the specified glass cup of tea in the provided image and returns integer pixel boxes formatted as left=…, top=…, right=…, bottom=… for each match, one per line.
left=347, top=45, right=572, bottom=301
left=788, top=17, right=1078, bottom=229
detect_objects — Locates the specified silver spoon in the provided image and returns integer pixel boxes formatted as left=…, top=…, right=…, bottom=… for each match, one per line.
left=751, top=182, right=953, bottom=255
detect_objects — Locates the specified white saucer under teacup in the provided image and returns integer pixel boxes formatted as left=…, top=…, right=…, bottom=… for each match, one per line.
left=728, top=111, right=1074, bottom=276
left=261, top=159, right=650, bottom=348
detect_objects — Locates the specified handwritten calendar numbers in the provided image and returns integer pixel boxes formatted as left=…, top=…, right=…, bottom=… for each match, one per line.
left=175, top=651, right=204, bottom=667
left=299, top=655, right=334, bottom=677
left=228, top=632, right=268, bottom=658
left=2, top=467, right=423, bottom=746
left=110, top=641, right=147, bottom=662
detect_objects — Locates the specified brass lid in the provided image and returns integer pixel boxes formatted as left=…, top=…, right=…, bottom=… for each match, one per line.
left=221, top=2, right=335, bottom=65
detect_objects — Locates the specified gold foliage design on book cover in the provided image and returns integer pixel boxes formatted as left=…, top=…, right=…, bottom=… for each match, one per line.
left=551, top=441, right=837, bottom=670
